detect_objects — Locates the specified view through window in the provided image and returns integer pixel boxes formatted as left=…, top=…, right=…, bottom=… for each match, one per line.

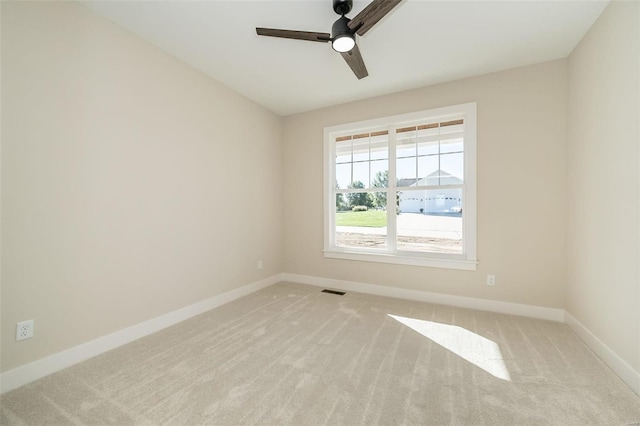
left=325, top=103, right=476, bottom=270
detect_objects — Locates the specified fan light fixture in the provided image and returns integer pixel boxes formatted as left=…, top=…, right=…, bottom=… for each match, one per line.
left=332, top=34, right=355, bottom=52
left=331, top=15, right=355, bottom=53
left=255, top=0, right=405, bottom=79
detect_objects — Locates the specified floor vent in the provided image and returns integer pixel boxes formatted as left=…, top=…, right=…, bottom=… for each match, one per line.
left=321, top=289, right=346, bottom=296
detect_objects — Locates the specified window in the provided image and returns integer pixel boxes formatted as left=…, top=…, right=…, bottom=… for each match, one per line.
left=324, top=103, right=476, bottom=270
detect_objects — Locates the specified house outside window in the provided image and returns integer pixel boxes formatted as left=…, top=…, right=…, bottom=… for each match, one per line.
left=323, top=103, right=477, bottom=270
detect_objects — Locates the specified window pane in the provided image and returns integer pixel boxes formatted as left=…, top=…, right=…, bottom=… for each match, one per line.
left=424, top=170, right=442, bottom=186
left=352, top=138, right=369, bottom=162
left=417, top=140, right=439, bottom=156
left=352, top=162, right=370, bottom=188
left=336, top=192, right=387, bottom=249
left=370, top=134, right=388, bottom=160
left=336, top=134, right=388, bottom=191
left=418, top=155, right=438, bottom=185
left=336, top=153, right=351, bottom=164
left=335, top=163, right=351, bottom=190
left=397, top=157, right=417, bottom=186
left=396, top=189, right=463, bottom=254
left=440, top=152, right=464, bottom=183
left=396, top=141, right=416, bottom=158
left=440, top=138, right=463, bottom=154
left=336, top=140, right=351, bottom=163
left=370, top=161, right=389, bottom=188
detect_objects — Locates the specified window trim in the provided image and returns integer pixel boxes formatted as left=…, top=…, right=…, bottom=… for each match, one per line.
left=323, top=102, right=477, bottom=271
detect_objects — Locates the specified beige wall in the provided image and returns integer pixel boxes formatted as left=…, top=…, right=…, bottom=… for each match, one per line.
left=3, top=0, right=635, bottom=387
left=566, top=1, right=640, bottom=371
left=1, top=2, right=283, bottom=372
left=283, top=60, right=568, bottom=309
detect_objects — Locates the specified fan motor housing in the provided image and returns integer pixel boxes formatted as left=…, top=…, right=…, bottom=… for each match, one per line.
left=332, top=16, right=352, bottom=40
left=333, top=0, right=353, bottom=15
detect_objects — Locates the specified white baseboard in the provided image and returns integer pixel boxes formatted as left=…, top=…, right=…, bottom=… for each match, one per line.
left=0, top=274, right=282, bottom=394
left=281, top=273, right=565, bottom=322
left=565, top=311, right=640, bottom=396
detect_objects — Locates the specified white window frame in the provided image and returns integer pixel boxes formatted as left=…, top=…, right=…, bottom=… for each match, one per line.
left=323, top=102, right=477, bottom=271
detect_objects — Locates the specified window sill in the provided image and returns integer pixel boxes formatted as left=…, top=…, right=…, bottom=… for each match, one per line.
left=323, top=249, right=478, bottom=271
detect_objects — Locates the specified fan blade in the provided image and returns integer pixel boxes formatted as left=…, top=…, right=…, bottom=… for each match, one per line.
left=341, top=44, right=368, bottom=79
left=256, top=28, right=331, bottom=43
left=348, top=0, right=403, bottom=36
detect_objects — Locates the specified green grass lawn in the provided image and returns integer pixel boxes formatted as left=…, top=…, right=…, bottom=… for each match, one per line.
left=336, top=210, right=387, bottom=227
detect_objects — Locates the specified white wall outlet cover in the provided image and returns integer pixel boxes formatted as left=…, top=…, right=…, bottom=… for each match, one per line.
left=16, top=320, right=34, bottom=341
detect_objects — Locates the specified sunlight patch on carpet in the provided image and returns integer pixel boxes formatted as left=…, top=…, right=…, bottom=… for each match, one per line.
left=389, top=314, right=511, bottom=381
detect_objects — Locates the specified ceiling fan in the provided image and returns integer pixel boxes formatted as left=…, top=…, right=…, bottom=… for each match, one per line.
left=256, top=0, right=403, bottom=80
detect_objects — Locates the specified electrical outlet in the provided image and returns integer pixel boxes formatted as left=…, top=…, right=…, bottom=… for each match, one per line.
left=487, top=275, right=496, bottom=286
left=258, top=260, right=263, bottom=270
left=16, top=320, right=34, bottom=341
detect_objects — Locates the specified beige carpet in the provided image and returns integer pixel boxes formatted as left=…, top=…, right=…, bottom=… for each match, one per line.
left=2, top=282, right=640, bottom=425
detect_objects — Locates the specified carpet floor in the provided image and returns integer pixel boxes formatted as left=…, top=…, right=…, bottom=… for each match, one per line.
left=2, top=281, right=640, bottom=425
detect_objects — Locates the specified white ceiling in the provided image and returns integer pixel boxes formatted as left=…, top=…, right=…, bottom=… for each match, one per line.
left=83, top=0, right=608, bottom=116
